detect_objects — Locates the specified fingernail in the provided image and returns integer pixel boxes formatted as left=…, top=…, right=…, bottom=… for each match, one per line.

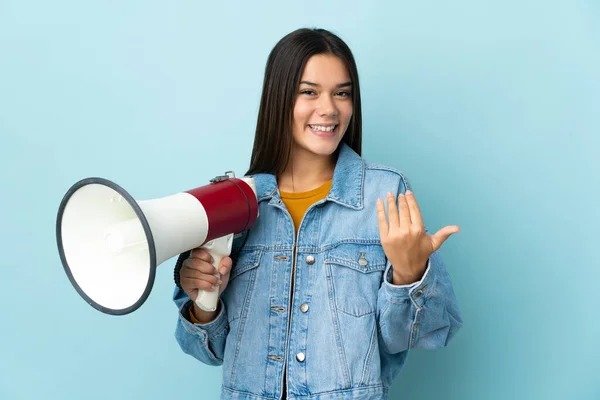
left=406, top=190, right=412, bottom=195
left=377, top=198, right=383, bottom=206
left=217, top=279, right=222, bottom=285
left=220, top=267, right=227, bottom=275
left=387, top=192, right=393, bottom=197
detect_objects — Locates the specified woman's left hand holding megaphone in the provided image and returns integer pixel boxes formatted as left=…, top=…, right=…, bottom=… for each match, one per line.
left=179, top=248, right=233, bottom=323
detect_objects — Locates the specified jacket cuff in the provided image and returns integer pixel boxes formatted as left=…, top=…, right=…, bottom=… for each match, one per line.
left=178, top=298, right=228, bottom=340
left=383, top=258, right=433, bottom=309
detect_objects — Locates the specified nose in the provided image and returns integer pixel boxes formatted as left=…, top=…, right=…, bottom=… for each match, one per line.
left=317, top=94, right=338, bottom=117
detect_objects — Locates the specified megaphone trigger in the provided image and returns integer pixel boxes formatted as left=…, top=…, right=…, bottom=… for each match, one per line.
left=194, top=234, right=234, bottom=312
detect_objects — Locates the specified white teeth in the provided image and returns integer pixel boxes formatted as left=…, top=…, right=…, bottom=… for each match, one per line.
left=310, top=125, right=336, bottom=132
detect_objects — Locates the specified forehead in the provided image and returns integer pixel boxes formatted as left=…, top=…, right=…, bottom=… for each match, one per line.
left=300, top=54, right=350, bottom=84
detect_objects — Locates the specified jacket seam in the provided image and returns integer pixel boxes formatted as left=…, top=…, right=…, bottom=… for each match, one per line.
left=408, top=308, right=421, bottom=349
left=296, top=384, right=387, bottom=399
left=336, top=305, right=377, bottom=318
left=360, top=318, right=378, bottom=385
left=221, top=386, right=274, bottom=399
left=325, top=262, right=351, bottom=388
left=221, top=384, right=387, bottom=399
left=229, top=267, right=259, bottom=385
left=241, top=239, right=386, bottom=253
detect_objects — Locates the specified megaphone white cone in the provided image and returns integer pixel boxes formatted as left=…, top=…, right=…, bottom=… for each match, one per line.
left=58, top=181, right=153, bottom=314
left=57, top=178, right=211, bottom=315
left=57, top=175, right=259, bottom=315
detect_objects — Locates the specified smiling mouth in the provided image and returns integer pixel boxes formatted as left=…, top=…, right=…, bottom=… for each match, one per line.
left=308, top=124, right=338, bottom=133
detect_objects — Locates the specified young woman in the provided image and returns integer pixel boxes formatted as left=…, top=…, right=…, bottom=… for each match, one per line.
left=173, top=28, right=462, bottom=400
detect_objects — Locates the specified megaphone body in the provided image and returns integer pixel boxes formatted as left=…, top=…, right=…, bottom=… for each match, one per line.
left=56, top=172, right=258, bottom=315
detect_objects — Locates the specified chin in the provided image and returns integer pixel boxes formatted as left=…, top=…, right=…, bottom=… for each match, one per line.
left=302, top=141, right=341, bottom=157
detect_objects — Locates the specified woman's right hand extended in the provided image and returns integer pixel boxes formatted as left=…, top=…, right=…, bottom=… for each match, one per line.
left=179, top=248, right=233, bottom=322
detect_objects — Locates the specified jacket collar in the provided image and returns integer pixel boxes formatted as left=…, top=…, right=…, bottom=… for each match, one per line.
left=252, top=142, right=364, bottom=210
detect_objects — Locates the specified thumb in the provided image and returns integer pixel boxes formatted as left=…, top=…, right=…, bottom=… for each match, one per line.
left=217, top=257, right=233, bottom=296
left=218, top=256, right=233, bottom=276
left=430, top=225, right=460, bottom=252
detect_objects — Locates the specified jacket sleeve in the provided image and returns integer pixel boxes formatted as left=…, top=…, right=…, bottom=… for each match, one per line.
left=376, top=250, right=463, bottom=354
left=172, top=232, right=249, bottom=366
left=173, top=283, right=229, bottom=366
left=376, top=174, right=463, bottom=354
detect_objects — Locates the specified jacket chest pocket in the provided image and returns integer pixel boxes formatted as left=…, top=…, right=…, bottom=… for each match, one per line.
left=221, top=248, right=263, bottom=323
left=324, top=243, right=387, bottom=317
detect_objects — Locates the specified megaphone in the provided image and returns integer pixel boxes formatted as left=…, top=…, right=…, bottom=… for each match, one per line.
left=56, top=171, right=258, bottom=316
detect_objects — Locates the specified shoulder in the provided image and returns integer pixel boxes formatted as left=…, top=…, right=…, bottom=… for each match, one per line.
left=250, top=173, right=278, bottom=201
left=363, top=160, right=412, bottom=192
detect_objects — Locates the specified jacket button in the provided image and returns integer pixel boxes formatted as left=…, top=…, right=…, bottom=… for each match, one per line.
left=300, top=303, right=309, bottom=313
left=296, top=352, right=305, bottom=362
left=305, top=255, right=315, bottom=265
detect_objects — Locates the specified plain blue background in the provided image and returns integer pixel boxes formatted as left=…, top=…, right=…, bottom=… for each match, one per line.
left=1, top=1, right=599, bottom=399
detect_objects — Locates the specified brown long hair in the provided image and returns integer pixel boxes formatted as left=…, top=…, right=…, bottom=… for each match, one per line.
left=245, top=28, right=362, bottom=176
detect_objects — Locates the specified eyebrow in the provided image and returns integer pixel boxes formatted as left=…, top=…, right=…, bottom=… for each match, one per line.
left=300, top=81, right=353, bottom=88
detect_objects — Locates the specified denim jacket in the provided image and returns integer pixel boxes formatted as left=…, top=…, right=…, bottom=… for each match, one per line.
left=173, top=143, right=463, bottom=400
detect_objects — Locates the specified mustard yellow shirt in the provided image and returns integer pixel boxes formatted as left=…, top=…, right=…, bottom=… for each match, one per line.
left=279, top=179, right=333, bottom=235
left=189, top=179, right=332, bottom=324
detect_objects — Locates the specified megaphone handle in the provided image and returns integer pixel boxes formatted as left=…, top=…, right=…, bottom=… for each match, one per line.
left=194, top=234, right=233, bottom=312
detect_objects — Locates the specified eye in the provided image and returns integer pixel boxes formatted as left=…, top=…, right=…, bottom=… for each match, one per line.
left=336, top=91, right=351, bottom=97
left=300, top=89, right=316, bottom=96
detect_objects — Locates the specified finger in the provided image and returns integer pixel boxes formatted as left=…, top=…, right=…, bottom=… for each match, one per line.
left=183, top=258, right=218, bottom=275
left=181, top=274, right=221, bottom=289
left=181, top=280, right=216, bottom=297
left=397, top=193, right=412, bottom=228
left=386, top=192, right=400, bottom=230
left=181, top=267, right=221, bottom=284
left=376, top=198, right=389, bottom=239
left=187, top=288, right=199, bottom=300
left=430, top=225, right=460, bottom=252
left=405, top=190, right=424, bottom=228
left=218, top=256, right=233, bottom=276
left=189, top=248, right=214, bottom=263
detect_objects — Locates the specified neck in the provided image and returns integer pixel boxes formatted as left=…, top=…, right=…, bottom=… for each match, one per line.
left=278, top=145, right=336, bottom=193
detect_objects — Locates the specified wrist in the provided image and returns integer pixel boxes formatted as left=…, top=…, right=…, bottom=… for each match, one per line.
left=392, top=271, right=420, bottom=285
left=391, top=261, right=427, bottom=285
left=190, top=301, right=219, bottom=324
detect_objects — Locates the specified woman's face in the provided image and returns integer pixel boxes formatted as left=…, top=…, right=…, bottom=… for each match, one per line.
left=291, top=54, right=353, bottom=160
